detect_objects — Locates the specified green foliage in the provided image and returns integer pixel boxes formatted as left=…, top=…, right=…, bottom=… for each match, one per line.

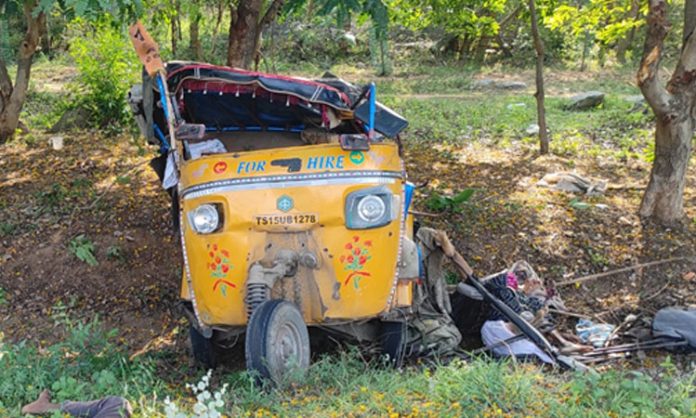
left=0, top=318, right=163, bottom=417
left=0, top=287, right=6, bottom=306
left=106, top=245, right=125, bottom=262
left=0, top=320, right=694, bottom=416
left=285, top=0, right=393, bottom=73
left=68, top=19, right=140, bottom=133
left=425, top=188, right=475, bottom=212
left=569, top=198, right=590, bottom=210
left=68, top=235, right=98, bottom=266
left=35, top=183, right=68, bottom=214
left=391, top=0, right=506, bottom=40
left=0, top=222, right=17, bottom=237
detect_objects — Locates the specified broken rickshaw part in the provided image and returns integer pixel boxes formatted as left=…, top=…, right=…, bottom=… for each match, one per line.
left=432, top=232, right=590, bottom=372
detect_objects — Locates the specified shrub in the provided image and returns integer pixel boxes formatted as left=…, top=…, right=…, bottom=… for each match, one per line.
left=68, top=19, right=140, bottom=133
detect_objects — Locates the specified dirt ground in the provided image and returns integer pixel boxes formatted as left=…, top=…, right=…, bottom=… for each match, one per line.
left=1, top=69, right=695, bottom=365
left=2, top=132, right=695, bottom=359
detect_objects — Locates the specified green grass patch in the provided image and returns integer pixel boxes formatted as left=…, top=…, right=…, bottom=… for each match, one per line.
left=1, top=318, right=694, bottom=417
left=382, top=92, right=652, bottom=157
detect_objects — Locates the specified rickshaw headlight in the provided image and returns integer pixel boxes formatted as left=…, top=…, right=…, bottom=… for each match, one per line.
left=345, top=186, right=396, bottom=229
left=357, top=195, right=386, bottom=222
left=188, top=204, right=220, bottom=234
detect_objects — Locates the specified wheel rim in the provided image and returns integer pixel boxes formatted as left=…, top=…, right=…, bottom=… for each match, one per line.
left=273, top=321, right=303, bottom=367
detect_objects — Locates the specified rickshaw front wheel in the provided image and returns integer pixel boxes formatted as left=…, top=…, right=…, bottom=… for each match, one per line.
left=245, top=300, right=310, bottom=383
left=189, top=325, right=218, bottom=370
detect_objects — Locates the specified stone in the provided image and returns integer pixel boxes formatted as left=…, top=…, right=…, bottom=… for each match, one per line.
left=49, top=106, right=91, bottom=133
left=497, top=80, right=527, bottom=90
left=471, top=79, right=495, bottom=89
left=472, top=79, right=527, bottom=90
left=625, top=95, right=647, bottom=112
left=564, top=91, right=605, bottom=111
left=525, top=123, right=540, bottom=136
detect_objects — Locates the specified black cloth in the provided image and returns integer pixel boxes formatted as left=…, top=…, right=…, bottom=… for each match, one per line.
left=483, top=273, right=522, bottom=321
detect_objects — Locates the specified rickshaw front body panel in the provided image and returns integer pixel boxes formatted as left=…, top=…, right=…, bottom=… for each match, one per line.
left=179, top=143, right=407, bottom=327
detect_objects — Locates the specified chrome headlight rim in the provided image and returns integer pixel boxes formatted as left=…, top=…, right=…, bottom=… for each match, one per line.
left=357, top=195, right=387, bottom=223
left=188, top=203, right=221, bottom=234
left=345, top=186, right=395, bottom=230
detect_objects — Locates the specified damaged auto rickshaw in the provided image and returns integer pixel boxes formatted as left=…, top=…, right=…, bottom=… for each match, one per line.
left=127, top=23, right=436, bottom=381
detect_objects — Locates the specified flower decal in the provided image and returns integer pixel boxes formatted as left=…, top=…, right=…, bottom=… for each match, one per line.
left=207, top=243, right=235, bottom=296
left=340, top=236, right=373, bottom=289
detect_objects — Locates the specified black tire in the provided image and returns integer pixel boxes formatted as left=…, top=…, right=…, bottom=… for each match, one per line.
left=380, top=321, right=407, bottom=368
left=189, top=325, right=218, bottom=370
left=245, top=300, right=310, bottom=383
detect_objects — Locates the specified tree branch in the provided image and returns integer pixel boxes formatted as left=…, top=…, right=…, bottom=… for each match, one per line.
left=260, top=0, right=285, bottom=29
left=668, top=0, right=696, bottom=93
left=684, top=0, right=696, bottom=44
left=637, top=0, right=672, bottom=116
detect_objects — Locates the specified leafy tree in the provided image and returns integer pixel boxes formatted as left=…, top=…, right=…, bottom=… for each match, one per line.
left=636, top=0, right=696, bottom=224
left=0, top=0, right=138, bottom=143
left=285, top=0, right=392, bottom=73
left=545, top=0, right=645, bottom=67
left=390, top=0, right=511, bottom=60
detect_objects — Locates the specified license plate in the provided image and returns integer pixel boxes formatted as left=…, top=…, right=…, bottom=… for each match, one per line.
left=254, top=213, right=318, bottom=226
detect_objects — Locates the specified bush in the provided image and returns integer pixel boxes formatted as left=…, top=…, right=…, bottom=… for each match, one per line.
left=68, top=19, right=140, bottom=133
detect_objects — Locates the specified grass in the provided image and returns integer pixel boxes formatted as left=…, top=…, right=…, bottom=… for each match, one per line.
left=0, top=318, right=694, bottom=417
left=381, top=93, right=652, bottom=157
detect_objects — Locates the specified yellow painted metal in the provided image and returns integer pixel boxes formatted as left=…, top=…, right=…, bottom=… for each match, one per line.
left=394, top=280, right=414, bottom=308
left=179, top=143, right=409, bottom=326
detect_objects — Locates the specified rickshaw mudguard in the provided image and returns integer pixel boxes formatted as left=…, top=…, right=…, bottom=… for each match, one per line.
left=178, top=143, right=407, bottom=327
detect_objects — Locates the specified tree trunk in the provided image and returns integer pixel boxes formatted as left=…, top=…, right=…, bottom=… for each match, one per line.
left=0, top=3, right=44, bottom=143
left=640, top=118, right=693, bottom=222
left=528, top=0, right=549, bottom=154
left=227, top=0, right=285, bottom=69
left=637, top=0, right=696, bottom=225
left=189, top=0, right=202, bottom=61
left=580, top=31, right=591, bottom=71
left=171, top=0, right=180, bottom=55
left=39, top=13, right=50, bottom=57
left=227, top=0, right=263, bottom=69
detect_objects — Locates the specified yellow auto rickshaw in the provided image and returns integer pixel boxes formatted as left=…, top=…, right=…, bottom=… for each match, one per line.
left=128, top=49, right=423, bottom=379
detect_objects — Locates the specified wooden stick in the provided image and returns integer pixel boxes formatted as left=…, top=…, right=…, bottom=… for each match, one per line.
left=547, top=308, right=594, bottom=320
left=556, top=257, right=688, bottom=286
left=408, top=210, right=441, bottom=217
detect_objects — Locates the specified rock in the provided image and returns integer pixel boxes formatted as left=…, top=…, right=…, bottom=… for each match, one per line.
left=564, top=91, right=605, bottom=111
left=49, top=106, right=91, bottom=133
left=525, top=123, right=540, bottom=136
left=472, top=79, right=495, bottom=89
left=625, top=95, right=647, bottom=112
left=472, top=79, right=527, bottom=90
left=625, top=95, right=645, bottom=105
left=497, top=81, right=527, bottom=90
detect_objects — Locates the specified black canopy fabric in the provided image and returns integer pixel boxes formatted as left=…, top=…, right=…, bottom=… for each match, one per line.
left=159, top=62, right=408, bottom=138
left=165, top=61, right=353, bottom=111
